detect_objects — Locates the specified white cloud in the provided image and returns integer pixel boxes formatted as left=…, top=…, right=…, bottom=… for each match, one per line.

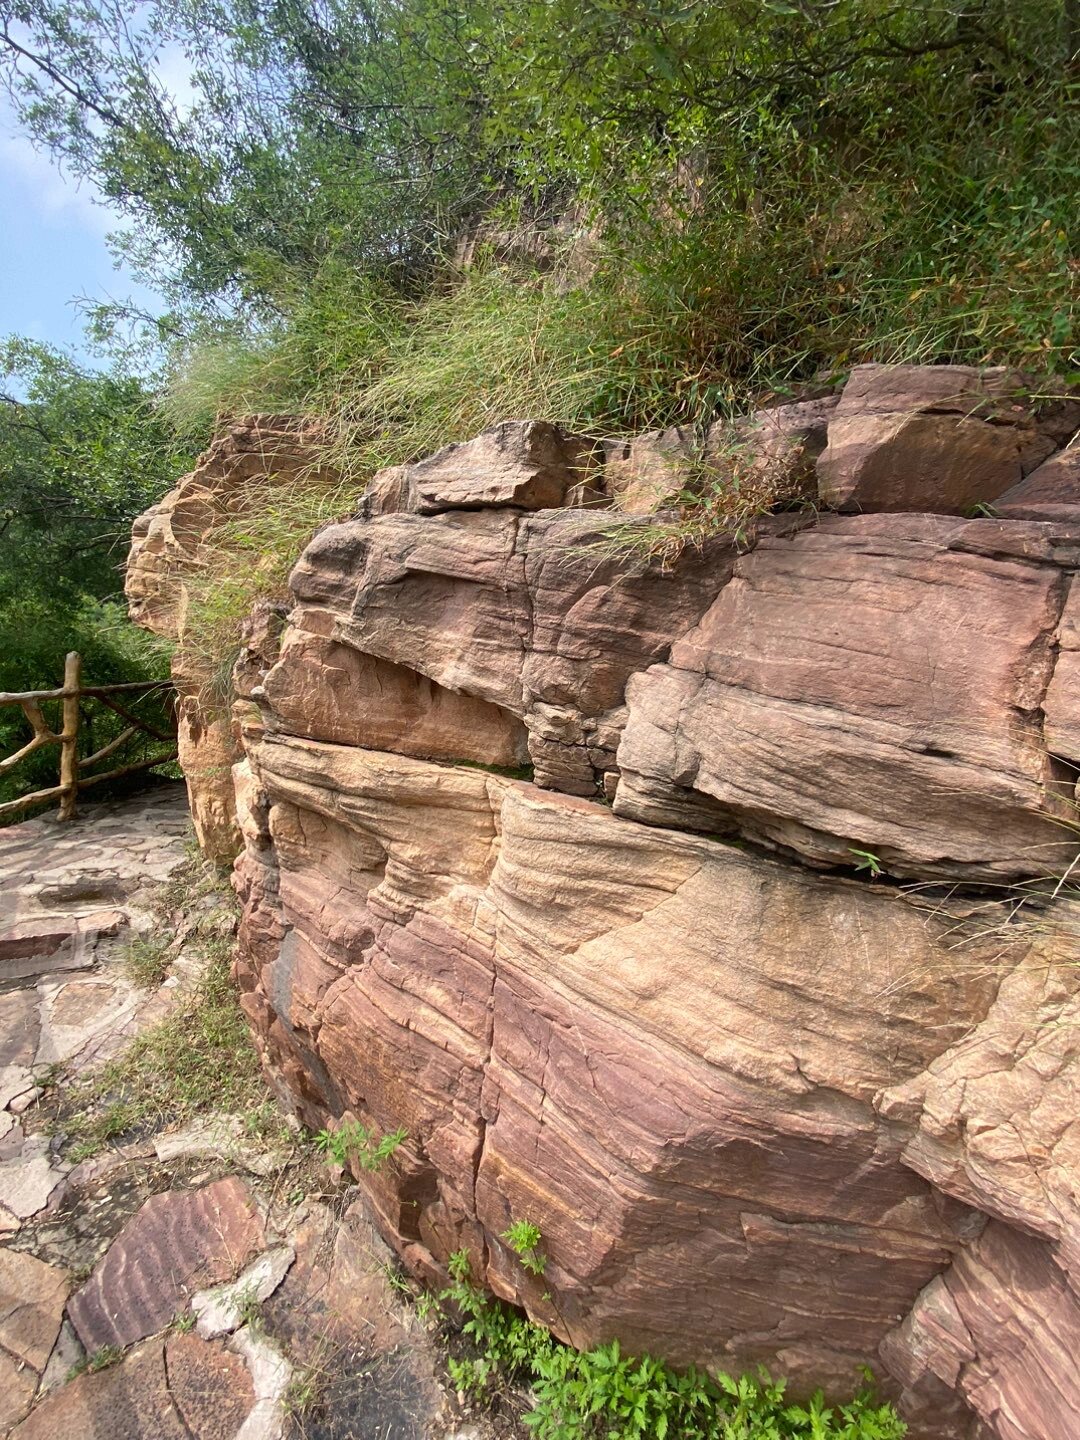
left=0, top=107, right=114, bottom=237
left=153, top=42, right=199, bottom=121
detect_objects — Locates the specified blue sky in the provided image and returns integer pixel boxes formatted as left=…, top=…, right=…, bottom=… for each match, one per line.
left=0, top=100, right=166, bottom=368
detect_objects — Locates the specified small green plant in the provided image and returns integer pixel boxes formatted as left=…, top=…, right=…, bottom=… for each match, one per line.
left=122, top=933, right=173, bottom=989
left=313, top=1119, right=408, bottom=1172
left=380, top=1260, right=413, bottom=1297
left=415, top=1291, right=443, bottom=1324
left=69, top=1344, right=125, bottom=1379
left=849, top=848, right=884, bottom=878
left=172, top=1310, right=195, bottom=1333
left=436, top=1251, right=906, bottom=1439
left=503, top=1219, right=547, bottom=1276
left=284, top=1361, right=328, bottom=1421
left=233, top=1283, right=265, bottom=1333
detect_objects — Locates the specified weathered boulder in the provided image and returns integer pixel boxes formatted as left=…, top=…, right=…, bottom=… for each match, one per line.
left=615, top=513, right=1080, bottom=880
left=232, top=733, right=1061, bottom=1406
left=882, top=1221, right=1079, bottom=1440
left=1044, top=577, right=1080, bottom=776
left=604, top=396, right=838, bottom=516
left=126, top=415, right=328, bottom=638
left=817, top=364, right=1073, bottom=514
left=997, top=442, right=1080, bottom=520
left=127, top=378, right=1080, bottom=1440
left=874, top=900, right=1080, bottom=1440
left=277, top=506, right=736, bottom=792
left=401, top=419, right=597, bottom=513
left=126, top=417, right=330, bottom=861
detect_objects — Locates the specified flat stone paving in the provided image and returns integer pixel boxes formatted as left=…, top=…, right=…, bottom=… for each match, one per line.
left=0, top=786, right=506, bottom=1440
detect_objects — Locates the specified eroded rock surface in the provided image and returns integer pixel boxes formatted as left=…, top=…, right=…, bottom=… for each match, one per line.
left=615, top=514, right=1079, bottom=880
left=125, top=369, right=1080, bottom=1440
left=817, top=364, right=1076, bottom=514
left=68, top=1177, right=265, bottom=1350
left=231, top=734, right=1048, bottom=1411
left=127, top=417, right=330, bottom=861
left=279, top=506, right=737, bottom=792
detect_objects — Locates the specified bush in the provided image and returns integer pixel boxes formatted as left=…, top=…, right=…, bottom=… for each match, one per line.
left=439, top=1251, right=906, bottom=1440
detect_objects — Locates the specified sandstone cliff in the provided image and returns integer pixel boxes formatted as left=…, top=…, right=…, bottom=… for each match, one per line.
left=127, top=366, right=1080, bottom=1440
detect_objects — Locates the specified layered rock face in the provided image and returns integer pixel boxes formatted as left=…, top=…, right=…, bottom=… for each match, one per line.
left=127, top=415, right=330, bottom=861
left=129, top=368, right=1080, bottom=1440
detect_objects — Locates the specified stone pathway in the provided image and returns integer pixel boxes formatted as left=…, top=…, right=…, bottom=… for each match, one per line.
left=0, top=788, right=503, bottom=1440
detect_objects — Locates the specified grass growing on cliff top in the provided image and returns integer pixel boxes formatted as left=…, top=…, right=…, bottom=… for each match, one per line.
left=152, top=5, right=1078, bottom=687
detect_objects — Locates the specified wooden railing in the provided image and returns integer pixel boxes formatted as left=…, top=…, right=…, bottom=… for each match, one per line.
left=0, top=652, right=178, bottom=823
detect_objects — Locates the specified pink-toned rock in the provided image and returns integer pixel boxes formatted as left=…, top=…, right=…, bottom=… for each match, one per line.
left=876, top=905, right=1080, bottom=1438
left=817, top=364, right=1066, bottom=514
left=280, top=506, right=732, bottom=793
left=615, top=513, right=1079, bottom=880
left=0, top=1249, right=69, bottom=1431
left=68, top=1178, right=264, bottom=1350
left=603, top=425, right=695, bottom=515
left=11, top=1332, right=254, bottom=1440
left=880, top=906, right=1080, bottom=1266
left=126, top=415, right=329, bottom=639
left=1044, top=574, right=1080, bottom=784
left=402, top=420, right=596, bottom=513
left=883, top=1223, right=1079, bottom=1440
left=231, top=599, right=288, bottom=702
left=997, top=440, right=1080, bottom=519
left=263, top=620, right=530, bottom=767
left=128, top=386, right=1080, bottom=1440
left=126, top=417, right=332, bottom=862
left=176, top=696, right=242, bottom=863
left=604, top=397, right=837, bottom=516
left=161, top=1330, right=258, bottom=1438
left=233, top=733, right=1045, bottom=1397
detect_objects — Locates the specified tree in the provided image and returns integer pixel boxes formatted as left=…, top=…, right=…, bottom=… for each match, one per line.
left=0, top=339, right=191, bottom=803
left=0, top=337, right=190, bottom=605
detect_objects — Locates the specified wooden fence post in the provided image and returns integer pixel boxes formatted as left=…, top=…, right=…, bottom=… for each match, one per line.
left=58, top=651, right=81, bottom=821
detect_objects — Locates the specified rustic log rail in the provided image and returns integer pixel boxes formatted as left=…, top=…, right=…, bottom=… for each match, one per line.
left=0, top=652, right=178, bottom=822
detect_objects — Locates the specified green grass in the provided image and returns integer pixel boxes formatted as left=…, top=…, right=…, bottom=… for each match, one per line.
left=69, top=1344, right=125, bottom=1379
left=122, top=934, right=174, bottom=989
left=55, top=861, right=268, bottom=1161
left=163, top=45, right=1078, bottom=692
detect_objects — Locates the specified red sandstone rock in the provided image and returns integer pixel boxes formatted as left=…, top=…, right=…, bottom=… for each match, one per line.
left=615, top=513, right=1080, bottom=880
left=126, top=389, right=1080, bottom=1440
left=1044, top=577, right=1080, bottom=773
left=233, top=734, right=1044, bottom=1399
left=280, top=506, right=733, bottom=792
left=817, top=364, right=1068, bottom=514
left=403, top=419, right=596, bottom=512
left=997, top=439, right=1080, bottom=520
left=0, top=1249, right=69, bottom=1431
left=125, top=417, right=330, bottom=861
left=604, top=397, right=837, bottom=516
left=883, top=1223, right=1079, bottom=1440
left=11, top=1333, right=254, bottom=1440
left=68, top=1177, right=264, bottom=1350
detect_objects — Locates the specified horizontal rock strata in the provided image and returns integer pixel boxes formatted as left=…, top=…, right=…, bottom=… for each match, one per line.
left=128, top=365, right=1080, bottom=1440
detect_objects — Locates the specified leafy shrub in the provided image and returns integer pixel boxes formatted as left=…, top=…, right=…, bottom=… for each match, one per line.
left=440, top=1251, right=905, bottom=1440
left=314, top=1119, right=408, bottom=1172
